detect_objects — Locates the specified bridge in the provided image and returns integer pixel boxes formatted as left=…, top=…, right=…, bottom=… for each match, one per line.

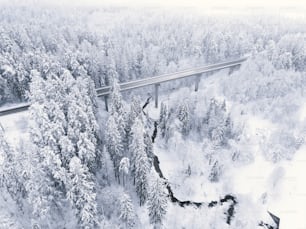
left=0, top=56, right=247, bottom=116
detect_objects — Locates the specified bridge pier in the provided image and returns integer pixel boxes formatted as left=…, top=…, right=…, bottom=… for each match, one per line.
left=104, top=95, right=109, bottom=112
left=229, top=65, right=240, bottom=75
left=195, top=74, right=201, bottom=92
left=155, top=83, right=160, bottom=108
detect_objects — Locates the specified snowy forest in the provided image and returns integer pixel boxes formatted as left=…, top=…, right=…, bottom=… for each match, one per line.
left=0, top=3, right=306, bottom=229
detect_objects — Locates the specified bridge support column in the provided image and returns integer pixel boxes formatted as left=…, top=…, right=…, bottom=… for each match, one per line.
left=104, top=95, right=109, bottom=112
left=195, top=74, right=201, bottom=92
left=154, top=84, right=160, bottom=108
left=229, top=65, right=240, bottom=75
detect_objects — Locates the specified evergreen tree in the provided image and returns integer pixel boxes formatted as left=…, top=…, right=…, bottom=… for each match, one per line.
left=67, top=157, right=98, bottom=228
left=206, top=98, right=229, bottom=145
left=130, top=118, right=150, bottom=205
left=105, top=113, right=123, bottom=182
left=147, top=171, right=168, bottom=229
left=177, top=102, right=190, bottom=136
left=144, top=132, right=154, bottom=165
left=135, top=147, right=150, bottom=206
left=126, top=96, right=142, bottom=137
left=119, top=157, right=130, bottom=187
left=65, top=75, right=98, bottom=171
left=0, top=127, right=25, bottom=208
left=159, top=102, right=170, bottom=139
left=110, top=76, right=124, bottom=115
left=209, top=161, right=222, bottom=182
left=119, top=193, right=136, bottom=228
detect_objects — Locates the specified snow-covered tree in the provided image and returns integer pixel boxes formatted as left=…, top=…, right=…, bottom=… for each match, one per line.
left=126, top=96, right=142, bottom=137
left=110, top=76, right=123, bottom=115
left=119, top=193, right=136, bottom=228
left=27, top=71, right=68, bottom=224
left=135, top=153, right=150, bottom=206
left=64, top=72, right=99, bottom=172
left=67, top=156, right=98, bottom=228
left=205, top=99, right=231, bottom=145
left=209, top=161, right=223, bottom=182
left=105, top=113, right=123, bottom=182
left=144, top=132, right=154, bottom=165
left=177, top=102, right=190, bottom=135
left=0, top=127, right=25, bottom=207
left=147, top=171, right=168, bottom=228
left=28, top=68, right=99, bottom=227
left=159, top=102, right=170, bottom=139
left=129, top=118, right=150, bottom=205
left=119, top=157, right=130, bottom=187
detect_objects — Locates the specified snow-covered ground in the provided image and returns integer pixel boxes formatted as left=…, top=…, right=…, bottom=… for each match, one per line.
left=1, top=69, right=305, bottom=228
left=145, top=69, right=306, bottom=228
left=0, top=111, right=29, bottom=146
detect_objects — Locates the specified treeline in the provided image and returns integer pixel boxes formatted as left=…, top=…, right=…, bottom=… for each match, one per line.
left=1, top=6, right=306, bottom=105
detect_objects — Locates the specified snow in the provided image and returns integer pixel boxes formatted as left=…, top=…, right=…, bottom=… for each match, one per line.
left=0, top=112, right=29, bottom=146
left=0, top=69, right=305, bottom=228
left=145, top=70, right=306, bottom=228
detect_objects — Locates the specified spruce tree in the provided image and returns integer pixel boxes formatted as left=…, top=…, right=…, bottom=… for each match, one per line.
left=67, top=157, right=97, bottom=228
left=0, top=127, right=25, bottom=208
left=119, top=193, right=136, bottom=228
left=105, top=113, right=123, bottom=182
left=130, top=118, right=150, bottom=205
left=126, top=96, right=142, bottom=132
left=119, top=157, right=130, bottom=187
left=147, top=171, right=168, bottom=229
left=159, top=102, right=170, bottom=139
left=177, top=102, right=190, bottom=135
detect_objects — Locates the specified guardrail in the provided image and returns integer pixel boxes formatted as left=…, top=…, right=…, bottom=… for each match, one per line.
left=0, top=102, right=31, bottom=117
left=0, top=56, right=247, bottom=117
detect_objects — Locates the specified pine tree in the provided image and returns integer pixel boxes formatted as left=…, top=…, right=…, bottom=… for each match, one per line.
left=135, top=145, right=150, bottom=206
left=130, top=118, right=150, bottom=206
left=129, top=118, right=143, bottom=183
left=99, top=146, right=111, bottom=186
left=147, top=171, right=168, bottom=229
left=119, top=193, right=136, bottom=228
left=110, top=76, right=124, bottom=115
left=65, top=79, right=98, bottom=171
left=119, top=157, right=130, bottom=187
left=105, top=113, right=123, bottom=182
left=177, top=102, right=190, bottom=136
left=209, top=161, right=222, bottom=183
left=109, top=76, right=126, bottom=143
left=0, top=127, right=25, bottom=208
left=67, top=157, right=98, bottom=229
left=159, top=102, right=170, bottom=138
left=206, top=98, right=228, bottom=145
left=126, top=96, right=142, bottom=137
left=144, top=132, right=154, bottom=165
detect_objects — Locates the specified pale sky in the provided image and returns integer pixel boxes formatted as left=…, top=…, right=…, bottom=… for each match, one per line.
left=79, top=0, right=306, bottom=8
left=1, top=0, right=306, bottom=10
left=0, top=0, right=305, bottom=7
